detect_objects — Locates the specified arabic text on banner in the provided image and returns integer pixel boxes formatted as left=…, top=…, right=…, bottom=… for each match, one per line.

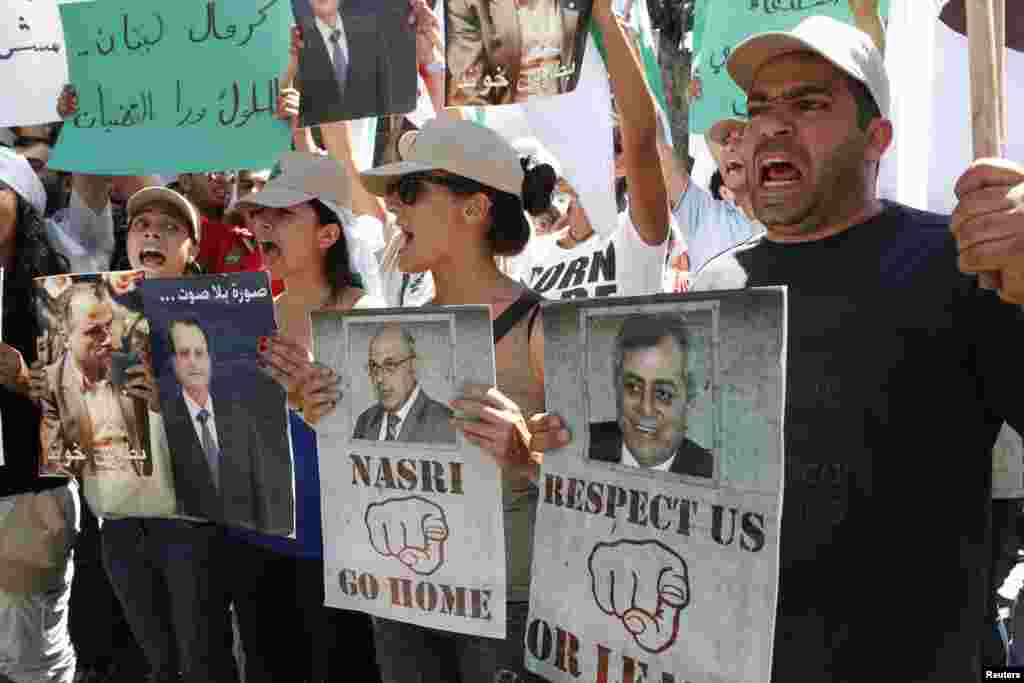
left=1, top=0, right=69, bottom=127
left=50, top=0, right=291, bottom=174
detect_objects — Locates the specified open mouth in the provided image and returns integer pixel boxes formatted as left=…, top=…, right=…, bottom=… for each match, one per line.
left=633, top=419, right=659, bottom=436
left=759, top=157, right=803, bottom=189
left=139, top=248, right=166, bottom=268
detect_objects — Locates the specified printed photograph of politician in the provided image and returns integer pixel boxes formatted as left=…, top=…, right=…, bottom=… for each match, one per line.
left=445, top=0, right=592, bottom=106
left=292, top=0, right=418, bottom=126
left=585, top=306, right=717, bottom=481
left=140, top=272, right=295, bottom=537
left=33, top=271, right=181, bottom=518
left=350, top=319, right=456, bottom=446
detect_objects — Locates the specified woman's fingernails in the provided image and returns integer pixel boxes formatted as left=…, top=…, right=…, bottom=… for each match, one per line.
left=257, top=337, right=268, bottom=352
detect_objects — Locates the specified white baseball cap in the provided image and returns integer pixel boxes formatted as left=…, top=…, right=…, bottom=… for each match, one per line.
left=237, top=151, right=353, bottom=214
left=361, top=118, right=524, bottom=198
left=126, top=187, right=202, bottom=243
left=727, top=15, right=890, bottom=119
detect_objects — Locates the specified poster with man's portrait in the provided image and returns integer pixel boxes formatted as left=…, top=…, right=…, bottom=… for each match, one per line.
left=313, top=306, right=509, bottom=638
left=292, top=0, right=417, bottom=126
left=527, top=289, right=786, bottom=683
left=33, top=271, right=179, bottom=519
left=139, top=272, right=295, bottom=537
left=445, top=0, right=593, bottom=106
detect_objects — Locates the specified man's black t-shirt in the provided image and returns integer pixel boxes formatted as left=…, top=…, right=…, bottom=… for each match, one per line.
left=693, top=201, right=1024, bottom=681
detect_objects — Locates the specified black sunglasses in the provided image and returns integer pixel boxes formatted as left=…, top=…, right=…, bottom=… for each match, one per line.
left=387, top=173, right=486, bottom=206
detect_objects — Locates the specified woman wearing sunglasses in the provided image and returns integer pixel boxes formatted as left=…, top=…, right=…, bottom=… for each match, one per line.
left=276, top=112, right=554, bottom=680
left=510, top=0, right=670, bottom=301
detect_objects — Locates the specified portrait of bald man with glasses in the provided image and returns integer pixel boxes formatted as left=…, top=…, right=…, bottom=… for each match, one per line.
left=352, top=323, right=456, bottom=444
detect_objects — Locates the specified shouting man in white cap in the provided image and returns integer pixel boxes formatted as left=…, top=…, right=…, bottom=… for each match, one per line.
left=532, top=12, right=1024, bottom=683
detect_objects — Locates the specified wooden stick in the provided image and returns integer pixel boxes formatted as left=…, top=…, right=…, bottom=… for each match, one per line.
left=966, top=0, right=1002, bottom=159
left=993, top=0, right=1007, bottom=143
left=966, top=0, right=1004, bottom=290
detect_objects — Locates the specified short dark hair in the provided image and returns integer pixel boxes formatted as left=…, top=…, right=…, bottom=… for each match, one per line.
left=613, top=314, right=697, bottom=403
left=846, top=75, right=881, bottom=131
left=167, top=317, right=209, bottom=354
left=309, top=198, right=366, bottom=301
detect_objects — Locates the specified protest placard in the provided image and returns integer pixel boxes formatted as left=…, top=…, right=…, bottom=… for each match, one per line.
left=33, top=271, right=180, bottom=520
left=140, top=272, right=295, bottom=537
left=314, top=306, right=508, bottom=638
left=0, top=0, right=69, bottom=127
left=446, top=0, right=594, bottom=106
left=689, top=0, right=890, bottom=135
left=292, top=0, right=416, bottom=126
left=527, top=289, right=786, bottom=683
left=49, top=0, right=292, bottom=175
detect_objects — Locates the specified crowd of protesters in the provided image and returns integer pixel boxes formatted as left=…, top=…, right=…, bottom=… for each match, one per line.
left=1, top=0, right=1024, bottom=682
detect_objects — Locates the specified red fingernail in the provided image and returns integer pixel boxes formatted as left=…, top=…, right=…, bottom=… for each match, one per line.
left=258, top=337, right=268, bottom=352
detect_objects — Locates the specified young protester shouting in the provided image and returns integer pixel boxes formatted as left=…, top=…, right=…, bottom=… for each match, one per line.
left=232, top=151, right=385, bottom=683
left=73, top=187, right=241, bottom=683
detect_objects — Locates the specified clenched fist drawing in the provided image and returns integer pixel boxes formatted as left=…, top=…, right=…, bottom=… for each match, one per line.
left=588, top=539, right=690, bottom=654
left=365, top=496, right=450, bottom=576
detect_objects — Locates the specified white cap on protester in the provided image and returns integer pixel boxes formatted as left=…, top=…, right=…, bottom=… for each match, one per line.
left=237, top=151, right=353, bottom=215
left=726, top=14, right=890, bottom=119
left=0, top=146, right=46, bottom=217
left=361, top=118, right=525, bottom=198
left=126, top=186, right=202, bottom=243
left=236, top=151, right=384, bottom=299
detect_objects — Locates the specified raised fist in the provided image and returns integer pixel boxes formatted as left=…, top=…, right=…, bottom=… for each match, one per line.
left=365, top=496, right=450, bottom=576
left=588, top=539, right=690, bottom=654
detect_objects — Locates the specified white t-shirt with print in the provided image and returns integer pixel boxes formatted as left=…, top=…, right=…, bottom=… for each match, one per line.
left=516, top=210, right=668, bottom=300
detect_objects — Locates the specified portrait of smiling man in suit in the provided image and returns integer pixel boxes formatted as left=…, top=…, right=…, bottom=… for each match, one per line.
left=352, top=323, right=456, bottom=445
left=589, top=314, right=713, bottom=478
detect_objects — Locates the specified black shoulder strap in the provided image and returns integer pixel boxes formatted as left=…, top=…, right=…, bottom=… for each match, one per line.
left=493, top=290, right=544, bottom=345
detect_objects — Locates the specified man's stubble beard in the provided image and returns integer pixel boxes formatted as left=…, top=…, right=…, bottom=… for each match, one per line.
left=753, top=131, right=870, bottom=235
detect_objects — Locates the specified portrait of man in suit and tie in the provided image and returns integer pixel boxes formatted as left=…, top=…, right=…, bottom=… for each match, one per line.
left=589, top=314, right=713, bottom=478
left=295, top=0, right=417, bottom=126
left=38, top=280, right=150, bottom=479
left=161, top=317, right=294, bottom=533
left=352, top=323, right=456, bottom=444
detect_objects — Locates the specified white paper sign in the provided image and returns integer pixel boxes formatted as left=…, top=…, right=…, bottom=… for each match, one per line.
left=314, top=306, right=507, bottom=638
left=527, top=290, right=786, bottom=683
left=1, top=0, right=69, bottom=127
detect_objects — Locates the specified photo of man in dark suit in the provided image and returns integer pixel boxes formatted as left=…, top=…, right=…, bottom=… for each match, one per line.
left=162, top=317, right=293, bottom=533
left=352, top=323, right=455, bottom=444
left=589, top=314, right=713, bottom=478
left=296, top=0, right=417, bottom=126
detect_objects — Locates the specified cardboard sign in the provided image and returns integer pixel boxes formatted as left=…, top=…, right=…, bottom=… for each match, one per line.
left=527, top=290, right=786, bottom=682
left=314, top=306, right=509, bottom=638
left=140, top=272, right=295, bottom=537
left=50, top=0, right=292, bottom=174
left=0, top=0, right=69, bottom=127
